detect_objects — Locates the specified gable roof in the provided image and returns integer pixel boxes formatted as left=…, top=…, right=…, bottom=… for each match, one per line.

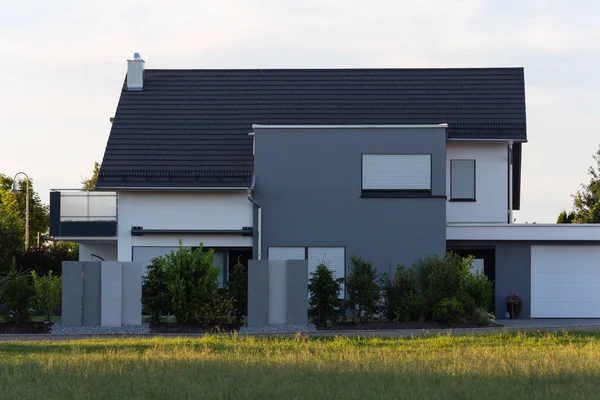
left=97, top=68, right=526, bottom=200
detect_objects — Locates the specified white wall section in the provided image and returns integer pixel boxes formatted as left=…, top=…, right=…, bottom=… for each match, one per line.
left=79, top=242, right=118, bottom=262
left=117, top=192, right=253, bottom=261
left=446, top=142, right=508, bottom=223
left=448, top=223, right=600, bottom=241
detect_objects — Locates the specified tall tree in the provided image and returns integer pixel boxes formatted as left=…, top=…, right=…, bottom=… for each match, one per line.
left=557, top=146, right=600, bottom=223
left=81, top=162, right=101, bottom=190
left=0, top=174, right=49, bottom=248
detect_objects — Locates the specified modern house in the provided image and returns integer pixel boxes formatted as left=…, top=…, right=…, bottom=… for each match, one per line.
left=50, top=54, right=600, bottom=318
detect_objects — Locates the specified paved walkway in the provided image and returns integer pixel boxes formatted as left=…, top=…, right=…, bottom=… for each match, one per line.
left=2, top=319, right=600, bottom=341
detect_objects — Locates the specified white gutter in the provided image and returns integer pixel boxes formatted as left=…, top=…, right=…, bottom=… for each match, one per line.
left=246, top=175, right=262, bottom=260
left=508, top=141, right=514, bottom=224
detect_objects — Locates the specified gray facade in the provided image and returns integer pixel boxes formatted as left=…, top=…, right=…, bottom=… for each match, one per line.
left=253, top=126, right=447, bottom=274
left=495, top=244, right=531, bottom=319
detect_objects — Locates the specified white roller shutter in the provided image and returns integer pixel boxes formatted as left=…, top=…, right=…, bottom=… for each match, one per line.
left=308, top=247, right=345, bottom=297
left=531, top=245, right=600, bottom=318
left=132, top=246, right=178, bottom=270
left=451, top=159, right=475, bottom=200
left=268, top=247, right=305, bottom=260
left=362, top=154, right=431, bottom=190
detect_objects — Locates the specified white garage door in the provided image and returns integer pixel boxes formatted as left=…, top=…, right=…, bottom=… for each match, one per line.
left=531, top=245, right=600, bottom=318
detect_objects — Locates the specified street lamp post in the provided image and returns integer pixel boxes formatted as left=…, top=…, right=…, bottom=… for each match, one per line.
left=10, top=172, right=30, bottom=249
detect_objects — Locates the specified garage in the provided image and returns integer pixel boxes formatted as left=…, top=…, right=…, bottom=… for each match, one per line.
left=531, top=245, right=600, bottom=318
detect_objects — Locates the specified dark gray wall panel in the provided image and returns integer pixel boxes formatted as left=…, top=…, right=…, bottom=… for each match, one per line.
left=82, top=262, right=102, bottom=326
left=61, top=262, right=83, bottom=327
left=495, top=244, right=531, bottom=318
left=254, top=127, right=447, bottom=273
left=248, top=260, right=269, bottom=327
left=286, top=260, right=309, bottom=325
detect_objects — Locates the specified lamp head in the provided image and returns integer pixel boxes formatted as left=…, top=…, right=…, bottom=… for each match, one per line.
left=9, top=182, right=19, bottom=194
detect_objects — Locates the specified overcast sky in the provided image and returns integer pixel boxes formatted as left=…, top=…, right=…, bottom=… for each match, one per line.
left=2, top=0, right=599, bottom=223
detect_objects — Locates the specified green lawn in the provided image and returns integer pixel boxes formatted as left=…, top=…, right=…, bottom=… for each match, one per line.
left=1, top=332, right=600, bottom=399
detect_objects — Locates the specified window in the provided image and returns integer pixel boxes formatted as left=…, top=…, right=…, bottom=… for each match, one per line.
left=268, top=246, right=346, bottom=299
left=362, top=154, right=431, bottom=196
left=450, top=159, right=476, bottom=201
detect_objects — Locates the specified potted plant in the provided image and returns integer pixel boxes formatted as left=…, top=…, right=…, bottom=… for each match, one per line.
left=505, top=293, right=521, bottom=319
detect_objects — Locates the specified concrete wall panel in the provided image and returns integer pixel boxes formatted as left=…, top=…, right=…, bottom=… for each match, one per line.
left=248, top=260, right=269, bottom=326
left=100, top=262, right=123, bottom=327
left=286, top=260, right=308, bottom=325
left=122, top=262, right=143, bottom=325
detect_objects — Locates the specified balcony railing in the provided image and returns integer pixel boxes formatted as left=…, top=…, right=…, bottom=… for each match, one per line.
left=58, top=191, right=117, bottom=222
left=50, top=190, right=117, bottom=237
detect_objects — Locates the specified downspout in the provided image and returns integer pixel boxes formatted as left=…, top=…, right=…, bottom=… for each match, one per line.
left=508, top=141, right=514, bottom=224
left=247, top=175, right=262, bottom=260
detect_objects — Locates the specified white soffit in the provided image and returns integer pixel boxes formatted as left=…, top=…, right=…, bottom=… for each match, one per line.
left=447, top=224, right=600, bottom=242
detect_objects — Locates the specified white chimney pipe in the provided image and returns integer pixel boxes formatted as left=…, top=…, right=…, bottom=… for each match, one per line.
left=127, top=53, right=145, bottom=90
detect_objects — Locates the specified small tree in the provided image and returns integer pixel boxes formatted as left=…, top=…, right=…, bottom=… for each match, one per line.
left=226, top=256, right=248, bottom=324
left=31, top=270, right=62, bottom=321
left=557, top=146, right=600, bottom=223
left=142, top=256, right=171, bottom=323
left=346, top=255, right=379, bottom=324
left=308, top=263, right=343, bottom=323
left=81, top=162, right=101, bottom=190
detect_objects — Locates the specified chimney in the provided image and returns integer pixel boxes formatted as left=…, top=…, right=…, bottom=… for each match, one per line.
left=127, top=53, right=144, bottom=90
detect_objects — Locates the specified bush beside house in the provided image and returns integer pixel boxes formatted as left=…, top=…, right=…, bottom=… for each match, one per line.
left=142, top=242, right=241, bottom=327
left=311, top=252, right=494, bottom=326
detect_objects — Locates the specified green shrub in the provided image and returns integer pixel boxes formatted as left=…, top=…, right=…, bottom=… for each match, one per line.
left=195, top=290, right=236, bottom=326
left=378, top=272, right=396, bottom=321
left=142, top=257, right=171, bottom=324
left=226, top=256, right=248, bottom=324
left=432, top=297, right=464, bottom=324
left=414, top=253, right=472, bottom=317
left=346, top=255, right=379, bottom=323
left=380, top=265, right=424, bottom=321
left=461, top=270, right=494, bottom=312
left=0, top=263, right=33, bottom=323
left=142, top=241, right=220, bottom=324
left=309, top=263, right=343, bottom=323
left=399, top=292, right=426, bottom=321
left=31, top=270, right=61, bottom=321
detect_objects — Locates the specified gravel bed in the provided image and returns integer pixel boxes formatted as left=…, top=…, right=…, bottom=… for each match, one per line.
left=238, top=324, right=316, bottom=334
left=51, top=321, right=151, bottom=335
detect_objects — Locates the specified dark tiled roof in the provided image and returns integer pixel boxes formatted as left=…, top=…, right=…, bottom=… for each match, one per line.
left=97, top=68, right=526, bottom=189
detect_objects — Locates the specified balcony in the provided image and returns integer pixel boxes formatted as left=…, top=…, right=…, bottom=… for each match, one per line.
left=50, top=191, right=117, bottom=237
